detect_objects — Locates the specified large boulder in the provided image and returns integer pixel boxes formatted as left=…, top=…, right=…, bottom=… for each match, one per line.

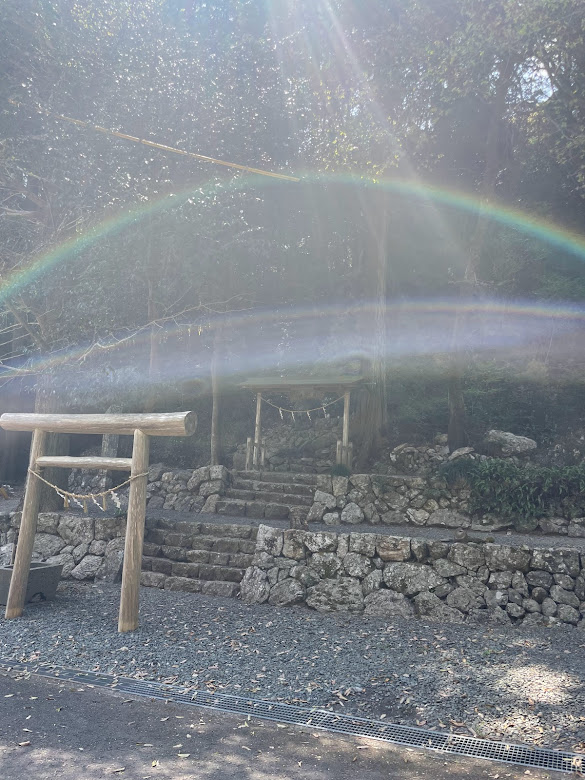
left=549, top=585, right=580, bottom=608
left=240, top=566, right=270, bottom=605
left=413, top=591, right=465, bottom=623
left=350, top=533, right=377, bottom=556
left=187, top=466, right=210, bottom=491
left=376, top=536, right=411, bottom=562
left=45, top=552, right=75, bottom=578
left=95, top=537, right=125, bottom=582
left=256, top=525, right=284, bottom=557
left=306, top=577, right=364, bottom=612
left=309, top=552, right=342, bottom=579
left=364, top=590, right=414, bottom=619
left=383, top=562, right=445, bottom=596
left=268, top=578, right=305, bottom=606
left=306, top=503, right=326, bottom=523
left=282, top=530, right=307, bottom=560
left=70, top=555, right=103, bottom=580
left=428, top=509, right=470, bottom=529
left=484, top=544, right=531, bottom=573
left=448, top=543, right=485, bottom=572
left=343, top=552, right=374, bottom=578
left=433, top=558, right=466, bottom=578
left=304, top=532, right=338, bottom=553
left=332, top=476, right=349, bottom=497
left=37, top=513, right=60, bottom=535
left=341, top=503, right=364, bottom=525
left=530, top=548, right=581, bottom=577
left=58, top=516, right=95, bottom=546
left=314, top=491, right=336, bottom=510
left=0, top=543, right=14, bottom=566
left=484, top=430, right=537, bottom=457
left=33, top=533, right=66, bottom=560
left=94, top=517, right=126, bottom=541
left=446, top=587, right=483, bottom=613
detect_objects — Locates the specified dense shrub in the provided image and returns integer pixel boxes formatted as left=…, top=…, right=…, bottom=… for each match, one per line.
left=440, top=457, right=585, bottom=521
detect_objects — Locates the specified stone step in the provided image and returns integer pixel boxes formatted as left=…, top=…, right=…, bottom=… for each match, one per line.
left=140, top=571, right=239, bottom=598
left=216, top=499, right=290, bottom=520
left=232, top=479, right=314, bottom=497
left=225, top=488, right=312, bottom=507
left=142, top=558, right=246, bottom=583
left=143, top=550, right=253, bottom=573
left=155, top=519, right=258, bottom=540
left=215, top=498, right=249, bottom=517
left=146, top=532, right=256, bottom=552
left=237, top=470, right=319, bottom=486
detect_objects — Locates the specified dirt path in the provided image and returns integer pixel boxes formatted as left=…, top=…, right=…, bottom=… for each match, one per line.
left=0, top=669, right=561, bottom=779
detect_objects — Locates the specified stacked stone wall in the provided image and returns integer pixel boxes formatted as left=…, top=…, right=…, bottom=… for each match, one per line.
left=68, top=465, right=585, bottom=535
left=241, top=525, right=585, bottom=629
left=0, top=512, right=254, bottom=597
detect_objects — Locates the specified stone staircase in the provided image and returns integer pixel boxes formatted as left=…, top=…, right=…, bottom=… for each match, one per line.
left=216, top=471, right=319, bottom=525
left=140, top=520, right=258, bottom=597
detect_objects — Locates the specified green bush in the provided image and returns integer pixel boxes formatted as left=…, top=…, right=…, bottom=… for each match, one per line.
left=330, top=463, right=351, bottom=477
left=439, top=457, right=585, bottom=523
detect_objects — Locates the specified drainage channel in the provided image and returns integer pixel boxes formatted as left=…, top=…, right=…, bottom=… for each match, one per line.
left=1, top=659, right=582, bottom=775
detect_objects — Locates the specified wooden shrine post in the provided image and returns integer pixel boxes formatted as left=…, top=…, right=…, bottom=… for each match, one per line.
left=118, top=429, right=149, bottom=632
left=335, top=390, right=352, bottom=467
left=0, top=412, right=196, bottom=631
left=253, top=392, right=262, bottom=468
left=4, top=429, right=47, bottom=619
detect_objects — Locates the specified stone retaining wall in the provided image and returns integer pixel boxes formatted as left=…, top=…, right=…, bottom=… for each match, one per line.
left=241, top=524, right=585, bottom=629
left=69, top=466, right=585, bottom=535
left=308, top=473, right=585, bottom=535
left=0, top=511, right=254, bottom=597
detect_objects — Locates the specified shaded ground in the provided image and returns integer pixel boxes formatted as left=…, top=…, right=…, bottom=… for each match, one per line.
left=0, top=670, right=562, bottom=779
left=2, top=582, right=585, bottom=753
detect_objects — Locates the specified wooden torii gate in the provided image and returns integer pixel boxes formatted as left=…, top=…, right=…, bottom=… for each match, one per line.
left=0, top=412, right=197, bottom=632
left=240, top=376, right=365, bottom=470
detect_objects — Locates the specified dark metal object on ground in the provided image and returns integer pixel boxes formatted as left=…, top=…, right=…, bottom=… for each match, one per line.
left=0, top=562, right=62, bottom=605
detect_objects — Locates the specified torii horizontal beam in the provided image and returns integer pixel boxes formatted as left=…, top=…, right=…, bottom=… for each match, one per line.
left=0, top=412, right=196, bottom=436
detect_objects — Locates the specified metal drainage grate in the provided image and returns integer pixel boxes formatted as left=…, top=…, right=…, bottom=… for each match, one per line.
left=1, top=659, right=582, bottom=775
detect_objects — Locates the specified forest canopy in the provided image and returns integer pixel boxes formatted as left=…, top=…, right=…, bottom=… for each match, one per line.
left=1, top=0, right=585, bottom=467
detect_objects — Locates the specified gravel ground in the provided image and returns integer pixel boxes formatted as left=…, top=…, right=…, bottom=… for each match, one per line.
left=2, top=581, right=585, bottom=755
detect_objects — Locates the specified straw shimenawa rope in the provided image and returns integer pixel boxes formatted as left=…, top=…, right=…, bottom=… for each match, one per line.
left=261, top=395, right=345, bottom=415
left=27, top=468, right=148, bottom=512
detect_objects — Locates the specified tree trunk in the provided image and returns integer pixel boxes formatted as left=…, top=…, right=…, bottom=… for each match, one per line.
left=143, top=271, right=161, bottom=413
left=34, top=374, right=69, bottom=511
left=447, top=59, right=514, bottom=452
left=210, top=324, right=223, bottom=466
left=353, top=192, right=388, bottom=470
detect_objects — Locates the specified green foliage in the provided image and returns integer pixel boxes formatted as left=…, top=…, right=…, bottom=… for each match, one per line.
left=440, top=457, right=585, bottom=524
left=330, top=463, right=351, bottom=477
